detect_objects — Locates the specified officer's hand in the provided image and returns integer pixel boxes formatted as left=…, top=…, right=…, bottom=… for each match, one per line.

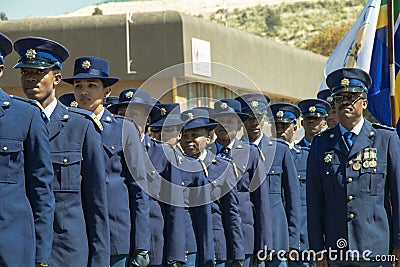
left=316, top=254, right=328, bottom=267
left=130, top=250, right=150, bottom=267
left=165, top=259, right=184, bottom=267
left=392, top=248, right=400, bottom=267
left=230, top=259, right=244, bottom=267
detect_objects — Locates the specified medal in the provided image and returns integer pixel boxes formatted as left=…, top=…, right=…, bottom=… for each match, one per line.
left=369, top=160, right=377, bottom=168
left=363, top=161, right=370, bottom=169
left=353, top=151, right=362, bottom=171
left=353, top=161, right=361, bottom=171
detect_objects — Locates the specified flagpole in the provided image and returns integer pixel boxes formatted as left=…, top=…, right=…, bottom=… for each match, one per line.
left=388, top=0, right=396, bottom=127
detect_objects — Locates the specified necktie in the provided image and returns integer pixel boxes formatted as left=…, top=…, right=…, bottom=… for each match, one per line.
left=218, top=147, right=230, bottom=159
left=343, top=132, right=354, bottom=149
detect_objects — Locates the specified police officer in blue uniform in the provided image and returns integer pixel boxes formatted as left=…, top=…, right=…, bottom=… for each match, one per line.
left=113, top=89, right=187, bottom=267
left=211, top=99, right=272, bottom=267
left=104, top=95, right=119, bottom=110
left=180, top=108, right=245, bottom=267
left=297, top=99, right=331, bottom=148
left=307, top=68, right=400, bottom=267
left=269, top=103, right=312, bottom=267
left=235, top=94, right=300, bottom=267
left=149, top=102, right=214, bottom=267
left=59, top=92, right=79, bottom=107
left=317, top=89, right=339, bottom=129
left=0, top=33, right=54, bottom=267
left=14, top=37, right=110, bottom=267
left=149, top=103, right=184, bottom=147
left=63, top=56, right=149, bottom=267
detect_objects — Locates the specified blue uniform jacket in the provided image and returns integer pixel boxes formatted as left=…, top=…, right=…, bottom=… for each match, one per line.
left=288, top=143, right=309, bottom=251
left=0, top=90, right=54, bottom=265
left=307, top=120, right=400, bottom=256
left=297, top=137, right=310, bottom=149
left=49, top=101, right=110, bottom=267
left=255, top=136, right=300, bottom=252
left=211, top=138, right=273, bottom=255
left=101, top=108, right=148, bottom=256
left=203, top=151, right=245, bottom=262
left=174, top=148, right=214, bottom=267
left=142, top=134, right=186, bottom=265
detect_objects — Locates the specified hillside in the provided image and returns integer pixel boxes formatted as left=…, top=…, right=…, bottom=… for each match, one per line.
left=56, top=0, right=368, bottom=53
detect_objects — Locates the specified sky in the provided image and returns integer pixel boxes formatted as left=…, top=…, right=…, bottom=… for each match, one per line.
left=1, top=0, right=103, bottom=20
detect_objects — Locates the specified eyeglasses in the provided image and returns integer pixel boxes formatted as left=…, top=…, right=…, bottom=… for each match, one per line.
left=333, top=94, right=364, bottom=103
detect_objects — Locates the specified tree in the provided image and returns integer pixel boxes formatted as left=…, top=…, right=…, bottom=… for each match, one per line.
left=92, top=7, right=103, bottom=16
left=305, top=22, right=351, bottom=56
left=0, top=12, right=8, bottom=21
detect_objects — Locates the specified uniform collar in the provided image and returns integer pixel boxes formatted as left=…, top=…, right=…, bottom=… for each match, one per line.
left=302, top=137, right=311, bottom=148
left=44, top=97, right=58, bottom=118
left=215, top=139, right=235, bottom=152
left=339, top=117, right=364, bottom=136
left=97, top=107, right=105, bottom=120
left=242, top=133, right=264, bottom=146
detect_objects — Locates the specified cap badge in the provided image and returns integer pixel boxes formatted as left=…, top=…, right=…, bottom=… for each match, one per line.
left=161, top=107, right=167, bottom=116
left=340, top=78, right=350, bottom=87
left=220, top=102, right=228, bottom=110
left=250, top=101, right=259, bottom=108
left=276, top=110, right=284, bottom=119
left=70, top=101, right=79, bottom=108
left=187, top=112, right=194, bottom=120
left=81, top=60, right=91, bottom=69
left=327, top=96, right=333, bottom=103
left=25, top=49, right=37, bottom=59
left=125, top=91, right=134, bottom=99
left=309, top=106, right=316, bottom=113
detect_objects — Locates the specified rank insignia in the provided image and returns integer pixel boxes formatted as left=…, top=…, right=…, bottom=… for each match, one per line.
left=220, top=102, right=228, bottom=110
left=25, top=49, right=37, bottom=59
left=161, top=107, right=167, bottom=116
left=125, top=91, right=133, bottom=99
left=309, top=106, right=316, bottom=113
left=81, top=60, right=91, bottom=69
left=250, top=101, right=258, bottom=108
left=340, top=78, right=350, bottom=87
left=70, top=101, right=78, bottom=108
left=324, top=151, right=334, bottom=163
left=187, top=112, right=194, bottom=120
left=276, top=110, right=284, bottom=118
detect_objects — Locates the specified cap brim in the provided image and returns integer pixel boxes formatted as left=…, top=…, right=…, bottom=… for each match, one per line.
left=183, top=122, right=219, bottom=131
left=63, top=74, right=119, bottom=87
left=213, top=111, right=251, bottom=121
left=13, top=61, right=58, bottom=69
left=149, top=118, right=185, bottom=127
left=332, top=87, right=366, bottom=96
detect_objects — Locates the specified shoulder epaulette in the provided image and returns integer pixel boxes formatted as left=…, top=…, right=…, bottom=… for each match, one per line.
left=372, top=123, right=395, bottom=131
left=273, top=138, right=286, bottom=145
left=67, top=107, right=103, bottom=131
left=10, top=95, right=49, bottom=123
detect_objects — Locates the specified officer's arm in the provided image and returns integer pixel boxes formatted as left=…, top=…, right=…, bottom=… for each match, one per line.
left=388, top=132, right=400, bottom=249
left=25, top=108, right=55, bottom=265
left=306, top=138, right=325, bottom=252
left=249, top=151, right=273, bottom=253
left=281, top=146, right=301, bottom=250
left=161, top=162, right=186, bottom=264
left=220, top=166, right=245, bottom=261
left=81, top=122, right=110, bottom=266
left=190, top=172, right=214, bottom=267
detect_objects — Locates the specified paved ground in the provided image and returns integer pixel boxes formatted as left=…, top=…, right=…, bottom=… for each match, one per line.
left=54, top=0, right=322, bottom=17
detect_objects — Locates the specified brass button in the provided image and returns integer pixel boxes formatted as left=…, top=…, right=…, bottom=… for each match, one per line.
left=348, top=195, right=354, bottom=201
left=326, top=171, right=330, bottom=175
left=181, top=182, right=185, bottom=186
left=347, top=178, right=353, bottom=183
left=298, top=175, right=301, bottom=178
left=63, top=158, right=68, bottom=163
left=271, top=170, right=275, bottom=174
left=2, top=146, right=7, bottom=151
left=151, top=170, right=156, bottom=175
left=348, top=160, right=353, bottom=165
left=349, top=213, right=355, bottom=219
left=111, top=146, right=115, bottom=150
